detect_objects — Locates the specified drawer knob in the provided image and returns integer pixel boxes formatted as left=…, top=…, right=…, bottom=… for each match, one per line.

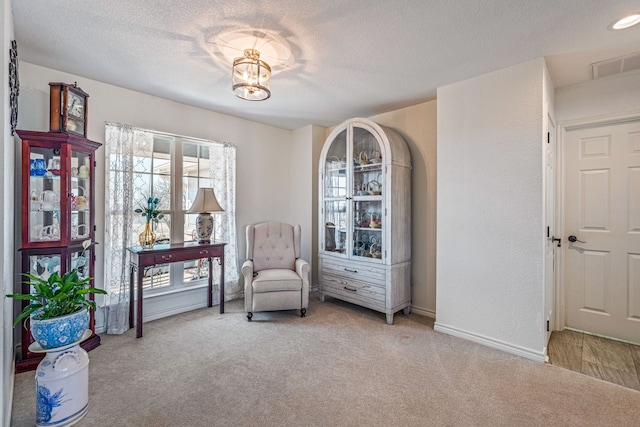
left=344, top=268, right=358, bottom=273
left=200, top=250, right=209, bottom=255
left=163, top=255, right=172, bottom=260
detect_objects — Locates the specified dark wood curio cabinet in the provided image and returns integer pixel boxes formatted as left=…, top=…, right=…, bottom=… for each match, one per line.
left=15, top=130, right=101, bottom=372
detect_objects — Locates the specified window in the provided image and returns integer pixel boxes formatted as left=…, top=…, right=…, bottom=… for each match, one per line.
left=105, top=124, right=237, bottom=289
left=131, top=135, right=224, bottom=291
left=103, top=123, right=238, bottom=334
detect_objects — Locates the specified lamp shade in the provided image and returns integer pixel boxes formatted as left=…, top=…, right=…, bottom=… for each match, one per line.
left=187, top=188, right=224, bottom=213
left=187, top=188, right=224, bottom=244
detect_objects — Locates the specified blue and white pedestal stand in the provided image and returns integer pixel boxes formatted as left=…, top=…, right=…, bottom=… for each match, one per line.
left=29, top=329, right=91, bottom=427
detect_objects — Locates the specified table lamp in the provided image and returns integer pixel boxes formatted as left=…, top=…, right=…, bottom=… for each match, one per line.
left=187, top=187, right=224, bottom=243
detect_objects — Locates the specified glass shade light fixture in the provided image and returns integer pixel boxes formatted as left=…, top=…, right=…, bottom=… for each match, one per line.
left=232, top=48, right=271, bottom=101
left=610, top=12, right=640, bottom=30
left=187, top=187, right=225, bottom=244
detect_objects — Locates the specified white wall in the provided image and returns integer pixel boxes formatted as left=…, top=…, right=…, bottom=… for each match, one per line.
left=369, top=101, right=438, bottom=317
left=17, top=62, right=301, bottom=328
left=555, top=71, right=640, bottom=124
left=291, top=124, right=326, bottom=287
left=435, top=58, right=547, bottom=361
left=1, top=0, right=16, bottom=423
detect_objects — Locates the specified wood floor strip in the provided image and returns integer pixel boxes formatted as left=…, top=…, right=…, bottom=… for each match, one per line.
left=581, top=361, right=640, bottom=391
left=582, top=335, right=636, bottom=374
left=548, top=331, right=640, bottom=391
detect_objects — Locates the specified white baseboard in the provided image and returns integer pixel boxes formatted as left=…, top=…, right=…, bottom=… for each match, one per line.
left=94, top=291, right=244, bottom=334
left=144, top=302, right=208, bottom=323
left=434, top=322, right=546, bottom=363
left=144, top=290, right=244, bottom=323
left=409, top=305, right=435, bottom=319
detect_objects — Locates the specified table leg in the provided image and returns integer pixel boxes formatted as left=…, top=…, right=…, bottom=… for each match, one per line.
left=207, top=257, right=213, bottom=307
left=137, top=266, right=144, bottom=338
left=129, top=263, right=135, bottom=329
left=219, top=253, right=225, bottom=314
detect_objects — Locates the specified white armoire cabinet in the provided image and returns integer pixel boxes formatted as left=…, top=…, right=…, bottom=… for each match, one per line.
left=318, top=118, right=411, bottom=324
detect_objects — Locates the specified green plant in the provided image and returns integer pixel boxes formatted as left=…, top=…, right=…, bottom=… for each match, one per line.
left=135, top=196, right=164, bottom=223
left=6, top=240, right=107, bottom=326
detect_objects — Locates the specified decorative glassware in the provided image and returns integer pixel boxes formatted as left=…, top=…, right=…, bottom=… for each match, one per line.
left=34, top=158, right=47, bottom=176
left=139, top=222, right=156, bottom=249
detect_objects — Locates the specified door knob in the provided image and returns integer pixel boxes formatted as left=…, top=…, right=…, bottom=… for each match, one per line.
left=568, top=235, right=586, bottom=243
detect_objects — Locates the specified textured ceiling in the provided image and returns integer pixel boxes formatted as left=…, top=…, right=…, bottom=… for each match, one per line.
left=11, top=0, right=640, bottom=130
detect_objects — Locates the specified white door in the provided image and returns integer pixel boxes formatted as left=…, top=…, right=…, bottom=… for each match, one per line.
left=564, top=120, right=640, bottom=343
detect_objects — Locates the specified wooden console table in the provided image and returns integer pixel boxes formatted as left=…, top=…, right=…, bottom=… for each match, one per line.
left=127, top=242, right=226, bottom=338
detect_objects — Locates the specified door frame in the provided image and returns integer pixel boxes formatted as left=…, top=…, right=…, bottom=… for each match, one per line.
left=554, top=109, right=640, bottom=332
left=544, top=112, right=556, bottom=346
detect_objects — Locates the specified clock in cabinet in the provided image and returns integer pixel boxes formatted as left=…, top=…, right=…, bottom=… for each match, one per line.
left=15, top=130, right=101, bottom=372
left=318, top=118, right=412, bottom=324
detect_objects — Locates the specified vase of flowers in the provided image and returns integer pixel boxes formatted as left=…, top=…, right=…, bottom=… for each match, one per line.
left=136, top=197, right=164, bottom=249
left=138, top=222, right=156, bottom=249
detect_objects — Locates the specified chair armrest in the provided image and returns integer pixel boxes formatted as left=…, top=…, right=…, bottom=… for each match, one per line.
left=242, top=260, right=255, bottom=310
left=295, top=258, right=310, bottom=282
left=241, top=259, right=254, bottom=281
left=295, top=258, right=311, bottom=309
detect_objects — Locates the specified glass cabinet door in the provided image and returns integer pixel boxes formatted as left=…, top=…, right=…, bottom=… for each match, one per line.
left=351, top=126, right=384, bottom=260
left=322, top=129, right=348, bottom=254
left=70, top=149, right=92, bottom=242
left=27, top=252, right=62, bottom=281
left=324, top=200, right=347, bottom=253
left=28, top=146, right=62, bottom=244
left=352, top=200, right=382, bottom=259
left=70, top=246, right=92, bottom=279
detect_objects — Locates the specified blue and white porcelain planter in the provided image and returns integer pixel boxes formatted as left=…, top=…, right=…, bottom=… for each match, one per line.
left=31, top=309, right=89, bottom=350
left=31, top=330, right=91, bottom=427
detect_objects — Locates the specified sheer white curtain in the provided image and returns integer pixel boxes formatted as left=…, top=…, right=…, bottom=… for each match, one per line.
left=103, top=124, right=149, bottom=334
left=209, top=143, right=240, bottom=302
left=103, top=122, right=239, bottom=334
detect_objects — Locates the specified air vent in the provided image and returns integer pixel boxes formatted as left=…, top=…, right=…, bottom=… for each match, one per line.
left=592, top=51, right=640, bottom=79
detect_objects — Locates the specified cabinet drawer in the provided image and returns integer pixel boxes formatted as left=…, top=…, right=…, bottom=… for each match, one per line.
left=154, top=253, right=177, bottom=263
left=321, top=274, right=385, bottom=305
left=322, top=258, right=386, bottom=285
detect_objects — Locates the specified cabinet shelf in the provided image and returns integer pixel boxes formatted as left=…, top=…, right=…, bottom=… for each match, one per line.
left=352, top=195, right=382, bottom=200
left=354, top=162, right=383, bottom=171
left=29, top=175, right=61, bottom=180
left=354, top=226, right=382, bottom=232
left=326, top=167, right=347, bottom=173
left=30, top=209, right=60, bottom=213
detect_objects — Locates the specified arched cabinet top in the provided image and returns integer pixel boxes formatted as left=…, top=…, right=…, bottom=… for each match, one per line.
left=320, top=118, right=411, bottom=171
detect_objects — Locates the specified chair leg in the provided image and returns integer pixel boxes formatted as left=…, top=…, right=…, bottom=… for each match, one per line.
left=247, top=312, right=253, bottom=322
left=301, top=308, right=306, bottom=318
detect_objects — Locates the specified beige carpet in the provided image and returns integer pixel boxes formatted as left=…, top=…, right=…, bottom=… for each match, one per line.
left=11, top=293, right=640, bottom=426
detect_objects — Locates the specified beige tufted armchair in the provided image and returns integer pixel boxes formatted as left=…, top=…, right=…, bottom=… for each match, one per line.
left=241, top=222, right=310, bottom=321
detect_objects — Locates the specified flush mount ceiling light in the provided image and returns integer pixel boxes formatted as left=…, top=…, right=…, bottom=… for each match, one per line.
left=206, top=28, right=296, bottom=101
left=610, top=12, right=640, bottom=30
left=232, top=48, right=271, bottom=101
